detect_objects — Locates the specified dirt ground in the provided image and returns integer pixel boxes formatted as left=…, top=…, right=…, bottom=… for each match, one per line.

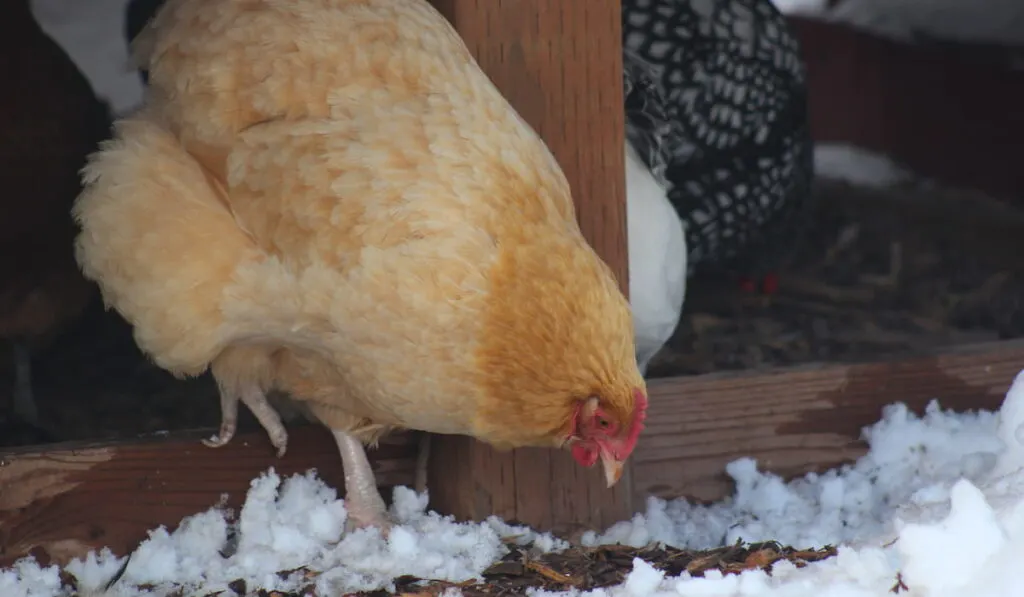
left=2, top=178, right=1023, bottom=447
left=648, top=178, right=1024, bottom=377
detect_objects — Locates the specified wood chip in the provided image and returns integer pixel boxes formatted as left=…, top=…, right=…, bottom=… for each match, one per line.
left=743, top=548, right=781, bottom=569
left=524, top=560, right=583, bottom=586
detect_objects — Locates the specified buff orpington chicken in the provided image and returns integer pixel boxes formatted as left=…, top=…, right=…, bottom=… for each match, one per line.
left=73, top=0, right=648, bottom=533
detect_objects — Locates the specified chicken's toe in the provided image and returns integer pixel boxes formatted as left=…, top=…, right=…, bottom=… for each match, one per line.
left=268, top=430, right=288, bottom=458
left=11, top=341, right=39, bottom=426
left=241, top=387, right=289, bottom=457
left=201, top=419, right=237, bottom=448
left=203, top=381, right=240, bottom=449
left=202, top=433, right=231, bottom=448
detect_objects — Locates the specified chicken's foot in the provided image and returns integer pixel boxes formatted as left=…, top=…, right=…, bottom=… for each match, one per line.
left=203, top=384, right=288, bottom=457
left=202, top=379, right=240, bottom=449
left=332, top=429, right=392, bottom=535
left=11, top=341, right=39, bottom=426
left=242, top=387, right=288, bottom=456
left=414, top=431, right=431, bottom=495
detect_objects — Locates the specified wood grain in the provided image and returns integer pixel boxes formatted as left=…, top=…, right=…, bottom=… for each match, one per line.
left=0, top=426, right=417, bottom=567
left=636, top=340, right=1024, bottom=504
left=425, top=0, right=632, bottom=533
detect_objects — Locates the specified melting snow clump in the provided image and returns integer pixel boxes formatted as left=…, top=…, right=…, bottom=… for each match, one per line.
left=2, top=470, right=564, bottom=597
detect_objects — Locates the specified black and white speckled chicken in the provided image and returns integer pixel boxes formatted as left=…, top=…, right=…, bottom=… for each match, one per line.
left=622, top=55, right=688, bottom=374
left=622, top=0, right=814, bottom=294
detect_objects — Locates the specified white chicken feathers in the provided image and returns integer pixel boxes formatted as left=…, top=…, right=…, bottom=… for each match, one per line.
left=625, top=141, right=687, bottom=375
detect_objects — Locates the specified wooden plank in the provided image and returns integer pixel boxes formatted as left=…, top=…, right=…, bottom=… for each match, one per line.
left=635, top=340, right=1024, bottom=504
left=425, top=0, right=632, bottom=534
left=0, top=426, right=417, bottom=567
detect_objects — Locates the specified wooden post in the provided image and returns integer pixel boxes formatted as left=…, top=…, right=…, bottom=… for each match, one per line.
left=426, top=0, right=631, bottom=534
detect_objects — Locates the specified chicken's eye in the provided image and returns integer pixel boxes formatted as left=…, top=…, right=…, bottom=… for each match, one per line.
left=597, top=417, right=610, bottom=429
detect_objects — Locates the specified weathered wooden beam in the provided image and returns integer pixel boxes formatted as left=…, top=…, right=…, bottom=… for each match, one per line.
left=425, top=0, right=632, bottom=534
left=635, top=339, right=1024, bottom=504
left=0, top=427, right=417, bottom=567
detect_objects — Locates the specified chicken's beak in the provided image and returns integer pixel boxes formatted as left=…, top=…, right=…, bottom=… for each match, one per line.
left=600, top=452, right=625, bottom=487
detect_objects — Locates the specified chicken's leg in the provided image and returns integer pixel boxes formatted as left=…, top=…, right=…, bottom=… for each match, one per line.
left=414, top=431, right=431, bottom=494
left=11, top=341, right=39, bottom=426
left=202, top=378, right=240, bottom=449
left=203, top=384, right=288, bottom=457
left=242, top=387, right=288, bottom=456
left=332, top=429, right=392, bottom=534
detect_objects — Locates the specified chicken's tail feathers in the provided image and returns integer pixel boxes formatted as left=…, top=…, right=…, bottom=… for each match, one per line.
left=72, top=117, right=256, bottom=376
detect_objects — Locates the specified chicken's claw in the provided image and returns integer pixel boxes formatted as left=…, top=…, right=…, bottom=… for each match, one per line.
left=203, top=381, right=240, bottom=449
left=11, top=341, right=40, bottom=427
left=205, top=382, right=288, bottom=456
left=241, top=387, right=289, bottom=457
left=266, top=428, right=289, bottom=458
left=201, top=426, right=236, bottom=449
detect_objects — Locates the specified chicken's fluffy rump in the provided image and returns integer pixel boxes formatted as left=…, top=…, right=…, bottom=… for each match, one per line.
left=74, top=0, right=647, bottom=531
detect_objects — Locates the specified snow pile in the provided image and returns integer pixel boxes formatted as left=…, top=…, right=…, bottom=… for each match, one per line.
left=587, top=472, right=1024, bottom=597
left=570, top=371, right=1024, bottom=597
left=587, top=399, right=1002, bottom=550
left=2, top=473, right=566, bottom=597
left=5, top=372, right=1024, bottom=596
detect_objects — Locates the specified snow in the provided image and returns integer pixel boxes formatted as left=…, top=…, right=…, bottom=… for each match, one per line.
left=5, top=472, right=567, bottom=597
left=6, top=373, right=1024, bottom=596
left=771, top=0, right=832, bottom=17
left=586, top=399, right=1002, bottom=551
left=812, top=144, right=913, bottom=189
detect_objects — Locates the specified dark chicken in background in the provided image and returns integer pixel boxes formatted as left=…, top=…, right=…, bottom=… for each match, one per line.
left=0, top=0, right=112, bottom=444
left=622, top=0, right=815, bottom=296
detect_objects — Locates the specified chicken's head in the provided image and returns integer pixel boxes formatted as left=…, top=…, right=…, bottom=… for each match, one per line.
left=566, top=388, right=647, bottom=487
left=470, top=196, right=650, bottom=488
